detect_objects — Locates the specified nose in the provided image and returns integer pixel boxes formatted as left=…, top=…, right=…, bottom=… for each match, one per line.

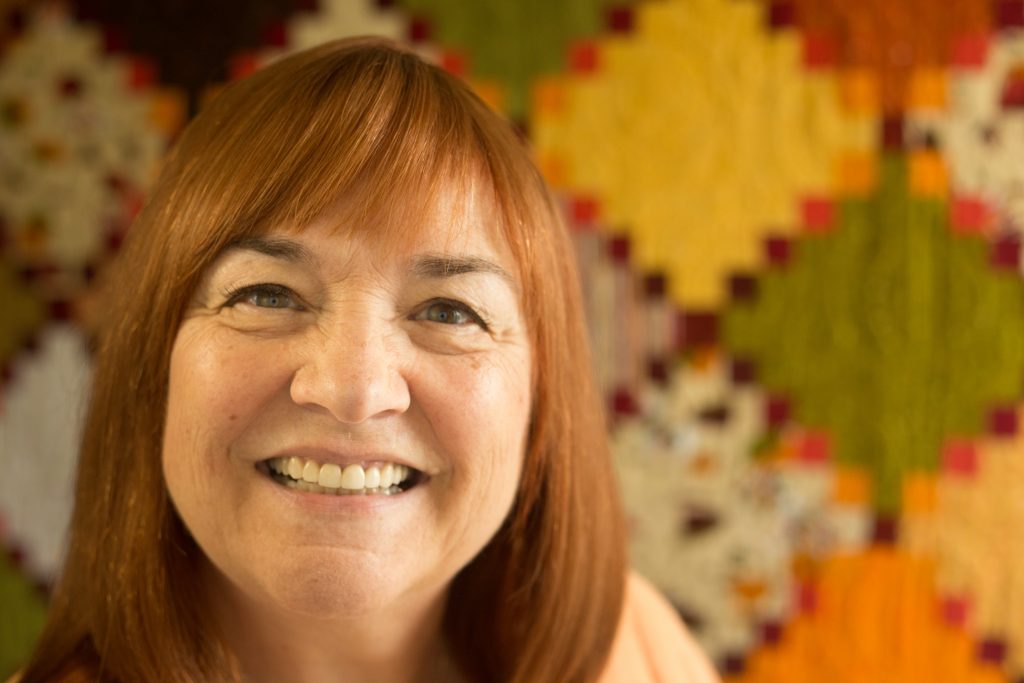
left=289, top=318, right=411, bottom=424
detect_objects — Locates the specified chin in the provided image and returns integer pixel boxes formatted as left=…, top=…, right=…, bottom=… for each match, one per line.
left=253, top=552, right=422, bottom=621
left=278, top=579, right=383, bottom=621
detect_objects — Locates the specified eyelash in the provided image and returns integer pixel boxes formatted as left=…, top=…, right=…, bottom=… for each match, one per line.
left=417, top=298, right=490, bottom=331
left=223, top=283, right=303, bottom=310
left=221, top=284, right=489, bottom=330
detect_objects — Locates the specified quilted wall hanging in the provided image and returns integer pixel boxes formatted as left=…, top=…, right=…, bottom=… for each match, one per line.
left=535, top=0, right=1024, bottom=680
left=3, top=0, right=1024, bottom=681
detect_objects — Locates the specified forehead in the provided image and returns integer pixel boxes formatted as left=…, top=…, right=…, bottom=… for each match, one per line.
left=277, top=176, right=519, bottom=279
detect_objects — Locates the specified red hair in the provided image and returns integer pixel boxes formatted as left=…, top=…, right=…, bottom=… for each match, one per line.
left=20, top=37, right=625, bottom=683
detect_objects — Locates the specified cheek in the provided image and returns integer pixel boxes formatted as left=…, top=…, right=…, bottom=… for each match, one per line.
left=417, top=350, right=532, bottom=491
left=162, top=326, right=288, bottom=488
left=167, top=328, right=284, bottom=433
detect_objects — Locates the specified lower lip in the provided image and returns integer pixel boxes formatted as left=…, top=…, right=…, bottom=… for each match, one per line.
left=256, top=465, right=427, bottom=515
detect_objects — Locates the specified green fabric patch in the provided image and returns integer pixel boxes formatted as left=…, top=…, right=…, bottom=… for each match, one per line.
left=724, top=155, right=1024, bottom=512
left=396, top=0, right=626, bottom=119
left=0, top=261, right=44, bottom=368
left=0, top=552, right=47, bottom=680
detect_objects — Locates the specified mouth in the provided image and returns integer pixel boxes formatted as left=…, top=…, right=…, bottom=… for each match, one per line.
left=259, top=456, right=426, bottom=496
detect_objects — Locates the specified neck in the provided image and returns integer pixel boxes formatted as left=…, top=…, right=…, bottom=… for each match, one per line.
left=202, top=563, right=462, bottom=683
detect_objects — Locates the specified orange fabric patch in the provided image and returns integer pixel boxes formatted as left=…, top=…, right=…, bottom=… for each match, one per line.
left=908, top=150, right=947, bottom=196
left=832, top=467, right=871, bottom=504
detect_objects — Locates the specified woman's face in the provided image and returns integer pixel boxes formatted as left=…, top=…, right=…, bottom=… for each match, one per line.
left=162, top=188, right=532, bottom=620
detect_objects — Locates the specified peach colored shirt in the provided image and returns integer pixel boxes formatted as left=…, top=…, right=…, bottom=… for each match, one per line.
left=599, top=572, right=722, bottom=683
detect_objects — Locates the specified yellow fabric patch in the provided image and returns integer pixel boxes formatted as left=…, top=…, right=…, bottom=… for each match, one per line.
left=530, top=0, right=855, bottom=307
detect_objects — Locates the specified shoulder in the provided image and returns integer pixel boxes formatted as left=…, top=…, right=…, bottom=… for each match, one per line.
left=598, top=571, right=721, bottom=683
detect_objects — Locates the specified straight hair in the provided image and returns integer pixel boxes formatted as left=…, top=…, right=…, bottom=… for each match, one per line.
left=20, top=37, right=626, bottom=683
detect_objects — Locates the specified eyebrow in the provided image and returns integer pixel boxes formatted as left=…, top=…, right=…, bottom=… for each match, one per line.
left=223, top=237, right=514, bottom=286
left=410, top=254, right=515, bottom=287
left=224, top=235, right=317, bottom=266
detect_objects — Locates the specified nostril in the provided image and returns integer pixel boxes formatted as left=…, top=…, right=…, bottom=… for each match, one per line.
left=288, top=355, right=411, bottom=425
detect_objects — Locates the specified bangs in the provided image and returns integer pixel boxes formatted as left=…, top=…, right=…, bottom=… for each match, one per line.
left=164, top=38, right=513, bottom=271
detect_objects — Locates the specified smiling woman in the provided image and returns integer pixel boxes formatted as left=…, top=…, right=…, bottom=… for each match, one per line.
left=15, top=38, right=718, bottom=683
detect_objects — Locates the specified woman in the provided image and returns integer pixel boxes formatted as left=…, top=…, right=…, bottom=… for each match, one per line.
left=18, top=38, right=718, bottom=683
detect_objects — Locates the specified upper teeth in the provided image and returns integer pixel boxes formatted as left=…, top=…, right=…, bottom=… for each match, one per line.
left=268, top=456, right=412, bottom=492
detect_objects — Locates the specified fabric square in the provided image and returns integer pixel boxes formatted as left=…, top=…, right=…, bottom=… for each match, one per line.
left=942, top=440, right=978, bottom=477
left=832, top=468, right=870, bottom=505
left=841, top=69, right=879, bottom=113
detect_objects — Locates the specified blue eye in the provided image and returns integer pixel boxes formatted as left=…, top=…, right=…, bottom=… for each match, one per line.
left=418, top=299, right=488, bottom=329
left=225, top=284, right=300, bottom=310
left=425, top=302, right=467, bottom=324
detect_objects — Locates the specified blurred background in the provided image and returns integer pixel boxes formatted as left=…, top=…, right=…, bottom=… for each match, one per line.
left=2, top=0, right=1023, bottom=680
